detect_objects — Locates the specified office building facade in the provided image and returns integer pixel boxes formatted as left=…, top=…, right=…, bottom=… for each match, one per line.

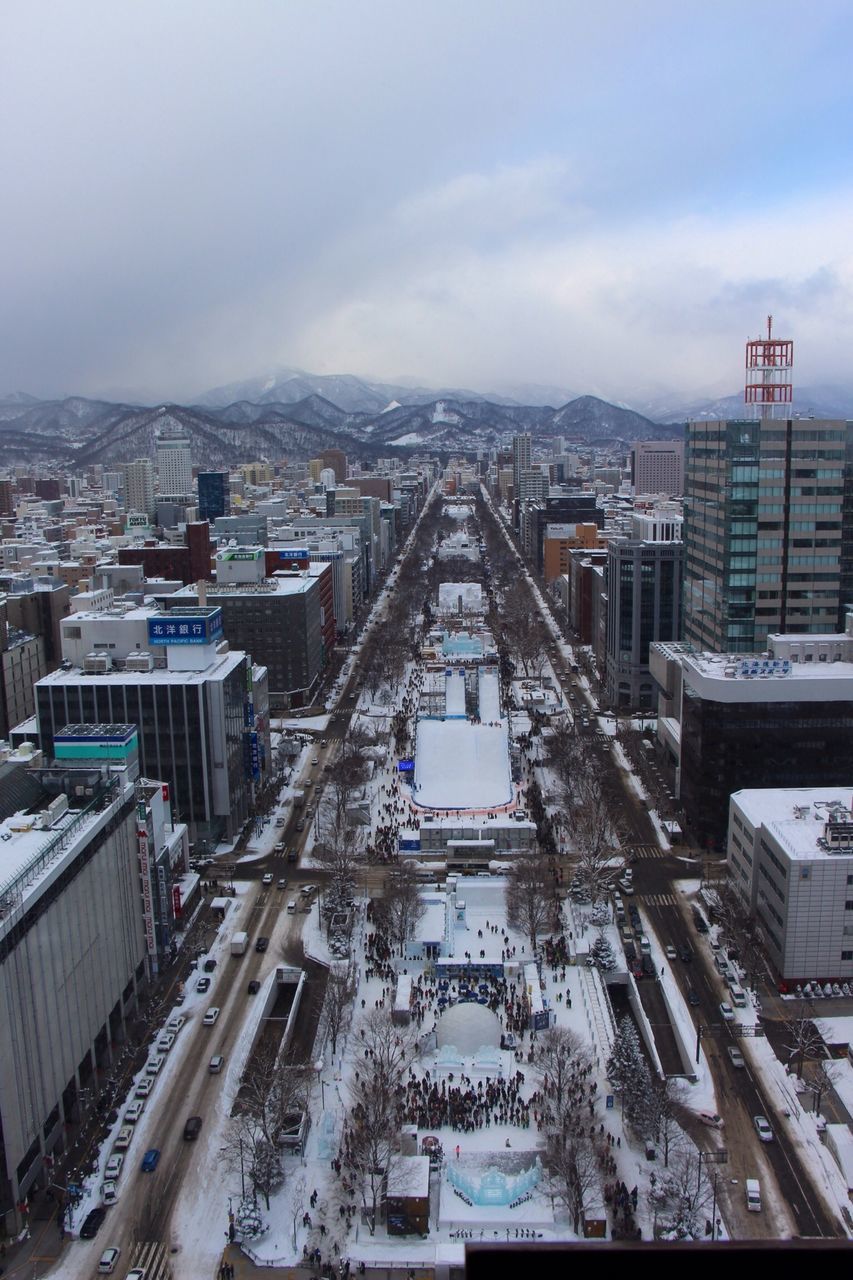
left=631, top=440, right=684, bottom=497
left=683, top=418, right=846, bottom=653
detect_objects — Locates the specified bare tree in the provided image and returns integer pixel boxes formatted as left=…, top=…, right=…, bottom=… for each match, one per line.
left=781, top=1004, right=824, bottom=1078
left=324, top=964, right=356, bottom=1060
left=641, top=1077, right=686, bottom=1167
left=375, top=862, right=426, bottom=951
left=345, top=1010, right=417, bottom=1234
left=221, top=1043, right=311, bottom=1208
left=649, top=1147, right=715, bottom=1240
left=504, top=851, right=552, bottom=951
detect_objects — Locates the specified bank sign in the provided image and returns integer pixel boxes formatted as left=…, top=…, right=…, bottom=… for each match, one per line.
left=147, top=610, right=223, bottom=646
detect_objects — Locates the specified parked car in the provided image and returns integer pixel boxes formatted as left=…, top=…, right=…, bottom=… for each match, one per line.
left=145, top=1055, right=165, bottom=1076
left=727, top=1046, right=745, bottom=1068
left=618, top=880, right=635, bottom=895
left=248, top=979, right=261, bottom=995
left=665, top=945, right=677, bottom=960
left=698, top=1111, right=724, bottom=1128
left=113, top=1126, right=134, bottom=1152
left=104, top=1154, right=123, bottom=1181
left=203, top=958, right=217, bottom=973
left=196, top=976, right=211, bottom=993
left=124, top=1100, right=145, bottom=1123
left=719, top=1002, right=734, bottom=1021
left=203, top=1006, right=220, bottom=1026
left=166, top=1014, right=186, bottom=1033
left=156, top=1031, right=175, bottom=1053
left=134, top=1077, right=154, bottom=1099
left=97, top=1246, right=121, bottom=1273
left=262, top=873, right=273, bottom=886
left=141, top=1148, right=161, bottom=1172
left=101, top=1180, right=118, bottom=1206
left=754, top=1115, right=774, bottom=1142
left=80, top=1207, right=107, bottom=1239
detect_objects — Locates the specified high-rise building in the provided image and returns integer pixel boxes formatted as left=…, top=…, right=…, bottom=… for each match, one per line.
left=511, top=432, right=532, bottom=498
left=605, top=523, right=683, bottom=709
left=683, top=418, right=846, bottom=653
left=197, top=471, right=231, bottom=522
left=320, top=448, right=347, bottom=484
left=124, top=458, right=155, bottom=520
left=156, top=429, right=193, bottom=497
left=631, top=440, right=684, bottom=497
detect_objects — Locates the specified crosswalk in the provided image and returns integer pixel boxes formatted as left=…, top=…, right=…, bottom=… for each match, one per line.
left=640, top=892, right=679, bottom=908
left=624, top=843, right=667, bottom=860
left=130, top=1242, right=172, bottom=1280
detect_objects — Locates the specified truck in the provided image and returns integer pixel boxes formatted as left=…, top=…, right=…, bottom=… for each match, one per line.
left=292, top=790, right=305, bottom=809
left=231, top=931, right=249, bottom=957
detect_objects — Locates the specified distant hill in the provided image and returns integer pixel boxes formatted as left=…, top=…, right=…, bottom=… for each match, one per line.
left=643, top=383, right=853, bottom=423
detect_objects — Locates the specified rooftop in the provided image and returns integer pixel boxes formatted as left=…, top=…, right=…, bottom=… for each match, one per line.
left=733, top=787, right=853, bottom=860
left=39, top=648, right=250, bottom=686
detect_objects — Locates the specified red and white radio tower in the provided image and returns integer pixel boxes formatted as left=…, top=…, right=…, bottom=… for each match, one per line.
left=744, top=315, right=793, bottom=418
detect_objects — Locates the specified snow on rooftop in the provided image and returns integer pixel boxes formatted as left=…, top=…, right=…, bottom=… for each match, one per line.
left=733, top=788, right=853, bottom=860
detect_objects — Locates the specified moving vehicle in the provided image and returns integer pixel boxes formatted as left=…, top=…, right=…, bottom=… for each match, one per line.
left=727, top=1046, right=745, bottom=1068
left=287, top=845, right=299, bottom=860
left=665, top=945, right=677, bottom=960
left=698, top=1111, right=724, bottom=1129
left=97, top=1246, right=121, bottom=1273
left=679, top=945, right=692, bottom=963
left=141, top=1148, right=161, bottom=1172
left=687, top=988, right=700, bottom=1007
left=262, top=873, right=273, bottom=886
left=746, top=1178, right=761, bottom=1211
left=719, top=1002, right=734, bottom=1021
left=312, top=756, right=319, bottom=766
left=183, top=1115, right=203, bottom=1141
left=295, top=819, right=305, bottom=832
left=287, top=899, right=297, bottom=914
left=277, top=878, right=287, bottom=889
left=80, top=1207, right=107, bottom=1238
left=231, top=931, right=249, bottom=956
left=203, top=1007, right=220, bottom=1026
left=255, top=935, right=269, bottom=953
left=754, top=1115, right=773, bottom=1142
left=248, top=978, right=261, bottom=994
left=209, top=1054, right=225, bottom=1074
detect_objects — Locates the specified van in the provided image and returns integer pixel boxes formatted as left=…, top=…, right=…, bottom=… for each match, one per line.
left=208, top=1054, right=225, bottom=1074
left=730, top=984, right=747, bottom=1008
left=639, top=935, right=651, bottom=956
left=287, top=899, right=296, bottom=914
left=745, top=1178, right=761, bottom=1212
left=104, top=1154, right=123, bottom=1181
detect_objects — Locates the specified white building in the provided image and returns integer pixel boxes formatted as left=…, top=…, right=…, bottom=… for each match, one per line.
left=156, top=429, right=193, bottom=497
left=728, top=787, right=853, bottom=983
left=124, top=458, right=155, bottom=520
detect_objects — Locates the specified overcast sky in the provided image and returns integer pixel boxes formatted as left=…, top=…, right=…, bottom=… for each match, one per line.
left=3, top=0, right=853, bottom=405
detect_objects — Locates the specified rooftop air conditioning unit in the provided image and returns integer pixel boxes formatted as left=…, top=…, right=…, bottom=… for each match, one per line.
left=125, top=651, right=154, bottom=673
left=83, top=652, right=111, bottom=674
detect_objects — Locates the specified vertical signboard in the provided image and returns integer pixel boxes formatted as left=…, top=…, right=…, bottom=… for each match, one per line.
left=136, top=800, right=158, bottom=974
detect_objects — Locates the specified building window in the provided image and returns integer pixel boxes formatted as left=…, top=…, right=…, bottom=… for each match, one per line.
left=843, top=951, right=853, bottom=961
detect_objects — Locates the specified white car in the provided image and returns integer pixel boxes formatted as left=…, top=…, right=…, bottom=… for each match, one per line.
left=124, top=1100, right=145, bottom=1123
left=665, top=945, right=677, bottom=961
left=727, top=1046, right=745, bottom=1069
left=698, top=1111, right=724, bottom=1129
left=262, top=873, right=273, bottom=886
left=156, top=1031, right=176, bottom=1053
left=101, top=1180, right=118, bottom=1206
left=203, top=1006, right=220, bottom=1026
left=719, top=1002, right=734, bottom=1022
left=104, top=1154, right=123, bottom=1181
left=166, top=1013, right=185, bottom=1033
left=98, top=1247, right=121, bottom=1274
left=145, top=1055, right=165, bottom=1076
left=134, top=1077, right=154, bottom=1099
left=754, top=1115, right=774, bottom=1142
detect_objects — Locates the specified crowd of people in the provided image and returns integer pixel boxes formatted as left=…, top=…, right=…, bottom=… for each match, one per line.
left=399, top=1068, right=530, bottom=1133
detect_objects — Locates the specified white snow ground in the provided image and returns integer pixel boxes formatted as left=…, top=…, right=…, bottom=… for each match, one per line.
left=413, top=719, right=512, bottom=810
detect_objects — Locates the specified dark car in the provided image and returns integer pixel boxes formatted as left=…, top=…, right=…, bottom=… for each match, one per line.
left=183, top=1115, right=203, bottom=1142
left=141, top=1148, right=161, bottom=1172
left=247, top=979, right=261, bottom=995
left=641, top=954, right=655, bottom=978
left=687, top=988, right=700, bottom=1007
left=692, top=908, right=709, bottom=933
left=624, top=942, right=637, bottom=963
left=80, top=1207, right=107, bottom=1239
left=255, top=936, right=269, bottom=953
left=631, top=960, right=644, bottom=980
left=203, top=958, right=217, bottom=973
left=679, top=946, right=692, bottom=963
left=196, top=976, right=211, bottom=993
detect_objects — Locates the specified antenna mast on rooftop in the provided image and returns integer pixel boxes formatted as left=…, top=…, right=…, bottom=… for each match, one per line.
left=744, top=314, right=793, bottom=418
